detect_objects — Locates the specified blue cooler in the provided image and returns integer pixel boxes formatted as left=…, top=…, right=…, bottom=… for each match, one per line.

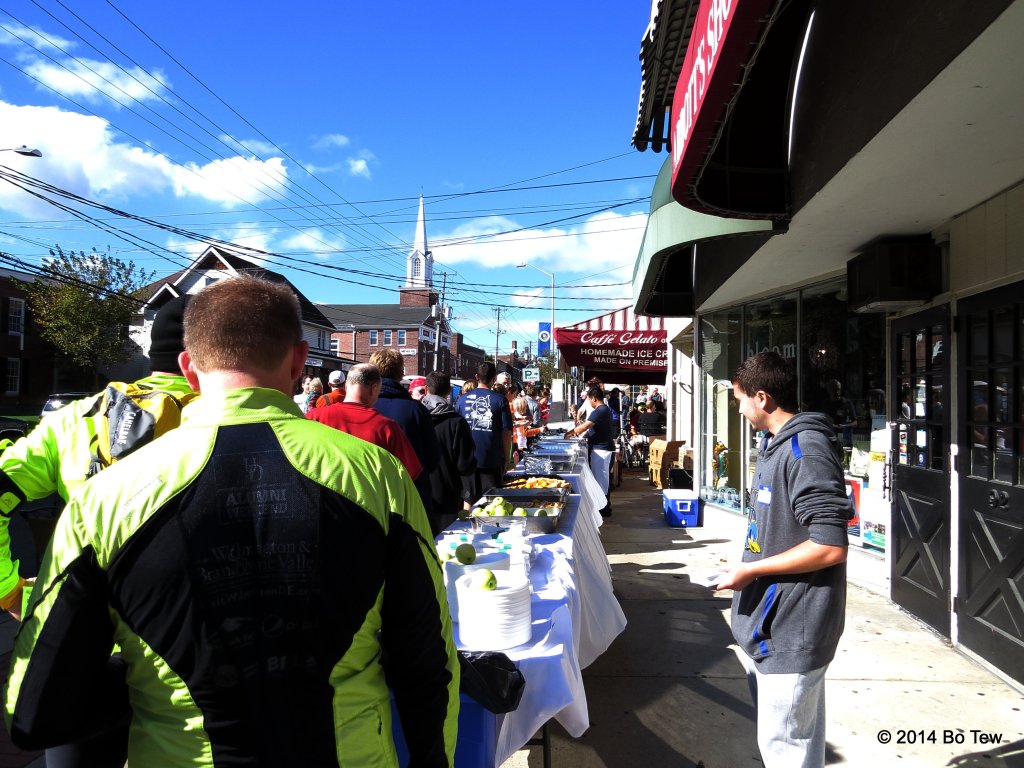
left=663, top=489, right=701, bottom=527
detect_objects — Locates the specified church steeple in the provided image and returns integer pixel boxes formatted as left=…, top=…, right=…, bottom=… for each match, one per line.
left=405, top=194, right=433, bottom=289
left=400, top=193, right=438, bottom=307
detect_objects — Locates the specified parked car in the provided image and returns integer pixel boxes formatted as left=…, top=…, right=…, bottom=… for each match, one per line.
left=40, top=392, right=94, bottom=419
left=0, top=416, right=29, bottom=443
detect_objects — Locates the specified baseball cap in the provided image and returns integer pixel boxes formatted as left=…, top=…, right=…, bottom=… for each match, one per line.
left=408, top=376, right=427, bottom=393
left=328, top=370, right=344, bottom=385
left=149, top=295, right=190, bottom=373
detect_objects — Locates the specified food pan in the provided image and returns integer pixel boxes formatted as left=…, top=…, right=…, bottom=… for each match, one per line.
left=480, top=487, right=569, bottom=504
left=467, top=508, right=561, bottom=534
left=502, top=475, right=574, bottom=492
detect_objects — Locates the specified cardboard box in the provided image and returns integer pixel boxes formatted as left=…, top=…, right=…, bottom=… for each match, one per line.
left=663, top=489, right=702, bottom=527
left=648, top=464, right=670, bottom=489
left=649, top=440, right=685, bottom=470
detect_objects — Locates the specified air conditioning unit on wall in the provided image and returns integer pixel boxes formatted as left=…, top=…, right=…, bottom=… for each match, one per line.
left=847, top=239, right=942, bottom=313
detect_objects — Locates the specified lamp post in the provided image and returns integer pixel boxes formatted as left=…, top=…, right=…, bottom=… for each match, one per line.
left=516, top=262, right=556, bottom=372
left=0, top=146, right=43, bottom=158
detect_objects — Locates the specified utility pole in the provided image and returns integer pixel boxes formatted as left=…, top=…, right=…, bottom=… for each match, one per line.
left=493, top=307, right=502, bottom=372
left=433, top=271, right=448, bottom=372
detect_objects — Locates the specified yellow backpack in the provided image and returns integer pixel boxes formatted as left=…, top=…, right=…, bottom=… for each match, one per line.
left=87, top=382, right=198, bottom=477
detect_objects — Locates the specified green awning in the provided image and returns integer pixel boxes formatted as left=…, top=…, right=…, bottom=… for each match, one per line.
left=633, top=157, right=776, bottom=317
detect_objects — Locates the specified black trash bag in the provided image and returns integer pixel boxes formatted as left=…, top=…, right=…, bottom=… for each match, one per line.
left=458, top=651, right=525, bottom=714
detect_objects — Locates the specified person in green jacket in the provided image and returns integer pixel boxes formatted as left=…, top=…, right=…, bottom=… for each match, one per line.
left=0, top=295, right=194, bottom=620
left=3, top=276, right=460, bottom=767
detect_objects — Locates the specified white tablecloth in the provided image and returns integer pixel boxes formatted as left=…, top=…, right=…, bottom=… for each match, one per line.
left=447, top=469, right=626, bottom=766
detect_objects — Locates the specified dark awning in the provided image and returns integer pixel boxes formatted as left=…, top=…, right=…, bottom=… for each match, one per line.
left=555, top=307, right=668, bottom=385
left=633, top=157, right=776, bottom=317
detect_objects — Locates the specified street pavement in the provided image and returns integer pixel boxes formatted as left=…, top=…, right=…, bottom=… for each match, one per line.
left=502, top=468, right=1024, bottom=768
left=1, top=467, right=1021, bottom=767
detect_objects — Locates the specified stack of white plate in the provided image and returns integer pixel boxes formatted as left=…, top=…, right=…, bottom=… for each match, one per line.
left=455, top=571, right=532, bottom=650
left=443, top=551, right=510, bottom=623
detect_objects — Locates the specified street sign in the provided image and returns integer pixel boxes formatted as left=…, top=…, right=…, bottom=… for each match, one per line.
left=523, top=367, right=540, bottom=382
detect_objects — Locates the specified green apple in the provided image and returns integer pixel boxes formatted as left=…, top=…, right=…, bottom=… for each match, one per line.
left=474, top=568, right=498, bottom=591
left=535, top=509, right=548, bottom=516
left=455, top=544, right=477, bottom=565
left=512, top=507, right=528, bottom=517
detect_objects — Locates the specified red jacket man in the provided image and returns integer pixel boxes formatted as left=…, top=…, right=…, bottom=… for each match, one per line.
left=307, top=364, right=422, bottom=480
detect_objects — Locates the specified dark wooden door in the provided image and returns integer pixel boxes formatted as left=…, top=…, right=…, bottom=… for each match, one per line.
left=891, top=307, right=951, bottom=635
left=957, top=283, right=1024, bottom=685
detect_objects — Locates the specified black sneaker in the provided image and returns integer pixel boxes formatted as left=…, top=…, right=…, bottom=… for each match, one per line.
left=599, top=504, right=612, bottom=517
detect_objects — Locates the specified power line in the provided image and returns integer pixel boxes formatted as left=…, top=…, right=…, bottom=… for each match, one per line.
left=0, top=167, right=636, bottom=312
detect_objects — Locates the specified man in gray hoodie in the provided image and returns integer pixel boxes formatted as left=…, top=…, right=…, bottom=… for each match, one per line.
left=715, top=351, right=853, bottom=768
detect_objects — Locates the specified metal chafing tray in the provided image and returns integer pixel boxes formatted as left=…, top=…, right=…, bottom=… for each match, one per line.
left=468, top=487, right=567, bottom=533
left=501, top=475, right=574, bottom=492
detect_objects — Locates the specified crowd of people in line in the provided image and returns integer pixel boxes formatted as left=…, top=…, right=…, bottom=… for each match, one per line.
left=289, top=362, right=556, bottom=536
left=0, top=272, right=666, bottom=766
left=0, top=275, right=855, bottom=768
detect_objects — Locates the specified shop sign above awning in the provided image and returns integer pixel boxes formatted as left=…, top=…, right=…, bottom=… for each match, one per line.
left=670, top=0, right=777, bottom=207
left=555, top=308, right=667, bottom=383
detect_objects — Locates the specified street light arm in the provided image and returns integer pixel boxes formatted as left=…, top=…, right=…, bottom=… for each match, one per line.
left=516, top=261, right=553, bottom=280
left=0, top=146, right=43, bottom=157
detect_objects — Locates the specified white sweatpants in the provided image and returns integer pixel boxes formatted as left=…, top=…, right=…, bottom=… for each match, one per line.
left=740, top=653, right=828, bottom=768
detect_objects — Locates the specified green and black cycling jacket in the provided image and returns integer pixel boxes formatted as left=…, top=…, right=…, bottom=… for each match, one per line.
left=3, top=387, right=460, bottom=768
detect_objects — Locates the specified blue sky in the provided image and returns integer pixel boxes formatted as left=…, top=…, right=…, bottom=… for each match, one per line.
left=0, top=2, right=665, bottom=352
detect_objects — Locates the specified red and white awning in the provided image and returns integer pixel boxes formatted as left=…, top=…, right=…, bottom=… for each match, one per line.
left=555, top=307, right=667, bottom=384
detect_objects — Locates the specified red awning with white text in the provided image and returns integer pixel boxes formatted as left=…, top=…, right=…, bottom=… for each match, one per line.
left=555, top=307, right=667, bottom=384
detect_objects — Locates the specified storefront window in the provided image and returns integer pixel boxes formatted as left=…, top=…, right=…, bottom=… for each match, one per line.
left=744, top=293, right=798, bottom=510
left=697, top=278, right=886, bottom=550
left=699, top=307, right=744, bottom=511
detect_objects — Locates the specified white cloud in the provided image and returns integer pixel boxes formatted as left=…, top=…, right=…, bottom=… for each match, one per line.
left=0, top=101, right=289, bottom=217
left=313, top=133, right=350, bottom=150
left=277, top=228, right=347, bottom=259
left=220, top=135, right=280, bottom=157
left=347, top=158, right=370, bottom=178
left=433, top=210, right=648, bottom=281
left=171, top=155, right=289, bottom=207
left=346, top=149, right=376, bottom=179
left=303, top=161, right=347, bottom=175
left=24, top=59, right=169, bottom=106
left=0, top=22, right=76, bottom=54
left=510, top=287, right=544, bottom=308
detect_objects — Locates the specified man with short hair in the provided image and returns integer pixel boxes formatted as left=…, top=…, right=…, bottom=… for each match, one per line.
left=521, top=382, right=541, bottom=427
left=455, top=362, right=513, bottom=499
left=715, top=351, right=852, bottom=768
left=306, top=364, right=423, bottom=482
left=3, top=277, right=459, bottom=767
left=422, top=371, right=477, bottom=534
left=313, top=369, right=346, bottom=408
left=568, top=386, right=616, bottom=516
left=367, top=348, right=441, bottom=516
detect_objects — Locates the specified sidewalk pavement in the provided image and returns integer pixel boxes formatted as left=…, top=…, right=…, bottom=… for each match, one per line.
left=503, top=468, right=1024, bottom=768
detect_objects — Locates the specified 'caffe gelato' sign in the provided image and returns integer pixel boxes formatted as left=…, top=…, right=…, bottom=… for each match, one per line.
left=556, top=328, right=668, bottom=372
